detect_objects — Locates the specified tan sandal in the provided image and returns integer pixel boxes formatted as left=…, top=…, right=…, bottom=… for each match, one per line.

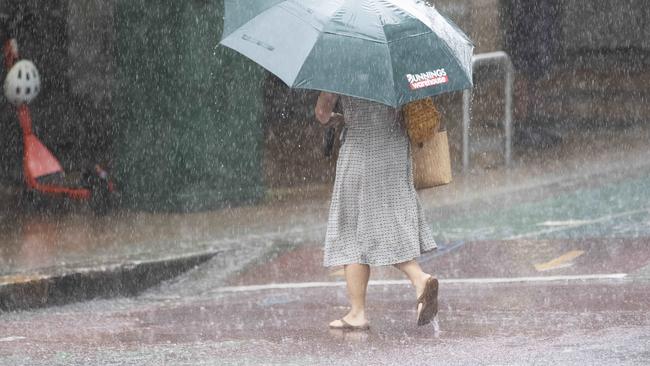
left=416, top=276, right=439, bottom=326
left=328, top=318, right=370, bottom=331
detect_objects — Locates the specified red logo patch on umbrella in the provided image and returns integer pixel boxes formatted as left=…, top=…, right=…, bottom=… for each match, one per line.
left=406, top=69, right=448, bottom=90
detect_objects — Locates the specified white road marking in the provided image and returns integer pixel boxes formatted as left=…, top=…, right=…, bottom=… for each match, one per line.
left=214, top=273, right=628, bottom=293
left=537, top=220, right=592, bottom=227
left=0, top=336, right=26, bottom=342
left=507, top=207, right=650, bottom=240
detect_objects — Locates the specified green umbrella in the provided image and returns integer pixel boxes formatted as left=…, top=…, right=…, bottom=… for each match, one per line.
left=220, top=0, right=473, bottom=107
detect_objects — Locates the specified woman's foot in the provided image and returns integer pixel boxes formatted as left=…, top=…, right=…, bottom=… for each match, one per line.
left=329, top=311, right=369, bottom=330
left=415, top=274, right=430, bottom=320
left=414, top=274, right=433, bottom=299
left=416, top=275, right=439, bottom=326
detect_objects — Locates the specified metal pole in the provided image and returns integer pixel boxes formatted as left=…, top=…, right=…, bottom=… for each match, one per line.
left=461, top=51, right=515, bottom=171
left=462, top=89, right=471, bottom=171
left=504, top=59, right=514, bottom=166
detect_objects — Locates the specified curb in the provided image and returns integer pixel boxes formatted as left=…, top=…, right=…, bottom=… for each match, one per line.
left=0, top=251, right=218, bottom=312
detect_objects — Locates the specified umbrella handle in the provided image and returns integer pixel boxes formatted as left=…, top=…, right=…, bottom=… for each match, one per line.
left=323, top=126, right=336, bottom=157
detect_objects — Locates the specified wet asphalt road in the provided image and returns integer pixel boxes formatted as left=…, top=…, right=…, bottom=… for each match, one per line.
left=0, top=278, right=648, bottom=365
left=2, top=160, right=650, bottom=364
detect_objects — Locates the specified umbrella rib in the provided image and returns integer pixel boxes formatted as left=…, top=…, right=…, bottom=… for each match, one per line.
left=372, top=0, right=472, bottom=102
left=289, top=32, right=391, bottom=88
left=425, top=12, right=474, bottom=78
left=292, top=0, right=389, bottom=86
left=368, top=0, right=397, bottom=105
left=269, top=2, right=392, bottom=44
left=225, top=0, right=334, bottom=41
left=290, top=29, right=322, bottom=87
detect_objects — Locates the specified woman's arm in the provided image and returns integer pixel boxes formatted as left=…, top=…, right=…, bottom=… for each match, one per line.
left=315, top=92, right=339, bottom=126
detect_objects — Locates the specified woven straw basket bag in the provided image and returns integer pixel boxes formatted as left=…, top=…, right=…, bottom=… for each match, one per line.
left=404, top=98, right=452, bottom=189
left=412, top=130, right=452, bottom=189
left=403, top=97, right=440, bottom=146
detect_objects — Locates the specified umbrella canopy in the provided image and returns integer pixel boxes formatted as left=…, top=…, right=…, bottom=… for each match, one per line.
left=220, top=0, right=474, bottom=107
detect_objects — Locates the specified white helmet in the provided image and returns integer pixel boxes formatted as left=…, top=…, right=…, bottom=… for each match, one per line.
left=4, top=60, right=41, bottom=106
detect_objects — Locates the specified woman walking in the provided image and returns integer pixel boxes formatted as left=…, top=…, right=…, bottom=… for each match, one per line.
left=316, top=92, right=439, bottom=330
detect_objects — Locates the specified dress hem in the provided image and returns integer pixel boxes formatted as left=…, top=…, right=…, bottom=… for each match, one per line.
left=323, top=247, right=437, bottom=268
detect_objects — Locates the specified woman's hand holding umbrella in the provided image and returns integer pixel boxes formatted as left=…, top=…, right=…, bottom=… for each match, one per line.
left=322, top=112, right=344, bottom=128
left=315, top=92, right=339, bottom=125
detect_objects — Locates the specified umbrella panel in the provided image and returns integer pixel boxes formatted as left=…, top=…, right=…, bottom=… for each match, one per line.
left=221, top=0, right=474, bottom=107
left=220, top=4, right=322, bottom=85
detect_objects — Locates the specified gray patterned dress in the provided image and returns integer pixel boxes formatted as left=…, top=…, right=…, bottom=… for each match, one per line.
left=323, top=95, right=437, bottom=267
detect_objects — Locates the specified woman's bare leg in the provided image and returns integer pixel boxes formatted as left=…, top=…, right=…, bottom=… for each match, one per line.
left=329, top=263, right=370, bottom=327
left=393, top=260, right=432, bottom=298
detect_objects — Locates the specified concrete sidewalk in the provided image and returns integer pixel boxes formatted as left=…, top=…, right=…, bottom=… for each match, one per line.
left=2, top=121, right=650, bottom=311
